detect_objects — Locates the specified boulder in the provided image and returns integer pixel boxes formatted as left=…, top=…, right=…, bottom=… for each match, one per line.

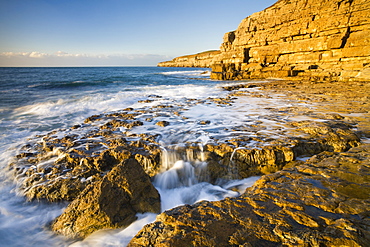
left=156, top=121, right=170, bottom=127
left=51, top=158, right=161, bottom=239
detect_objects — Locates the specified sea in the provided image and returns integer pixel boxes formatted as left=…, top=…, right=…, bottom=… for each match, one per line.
left=0, top=66, right=288, bottom=246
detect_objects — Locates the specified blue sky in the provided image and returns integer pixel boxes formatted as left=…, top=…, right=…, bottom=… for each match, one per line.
left=0, top=0, right=276, bottom=66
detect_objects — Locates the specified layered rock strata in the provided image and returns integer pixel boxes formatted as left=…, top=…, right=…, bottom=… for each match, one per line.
left=159, top=0, right=370, bottom=81
left=157, top=50, right=220, bottom=68
left=129, top=144, right=370, bottom=246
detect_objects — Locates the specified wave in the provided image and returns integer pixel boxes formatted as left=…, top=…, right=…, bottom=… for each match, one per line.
left=26, top=80, right=121, bottom=90
left=159, top=70, right=211, bottom=78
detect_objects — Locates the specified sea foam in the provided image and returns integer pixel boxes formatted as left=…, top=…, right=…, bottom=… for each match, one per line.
left=1, top=67, right=307, bottom=246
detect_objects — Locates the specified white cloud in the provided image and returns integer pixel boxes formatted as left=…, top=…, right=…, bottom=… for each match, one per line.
left=29, top=52, right=48, bottom=58
left=1, top=52, right=31, bottom=57
left=0, top=51, right=171, bottom=66
left=55, top=51, right=69, bottom=56
left=0, top=51, right=49, bottom=59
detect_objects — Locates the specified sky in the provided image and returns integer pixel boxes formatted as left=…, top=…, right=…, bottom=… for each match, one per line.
left=0, top=0, right=277, bottom=67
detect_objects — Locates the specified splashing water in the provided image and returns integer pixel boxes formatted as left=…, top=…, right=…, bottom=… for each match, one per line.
left=71, top=145, right=259, bottom=247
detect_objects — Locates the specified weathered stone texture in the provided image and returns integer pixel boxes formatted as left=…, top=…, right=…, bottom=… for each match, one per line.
left=157, top=50, right=220, bottom=68
left=51, top=158, right=161, bottom=239
left=159, top=0, right=370, bottom=81
left=10, top=77, right=369, bottom=240
left=129, top=144, right=370, bottom=246
left=211, top=0, right=370, bottom=81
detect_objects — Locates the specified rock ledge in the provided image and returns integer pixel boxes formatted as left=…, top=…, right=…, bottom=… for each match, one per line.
left=129, top=144, right=370, bottom=246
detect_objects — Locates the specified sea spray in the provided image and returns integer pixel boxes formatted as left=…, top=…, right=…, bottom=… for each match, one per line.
left=154, top=145, right=211, bottom=189
left=227, top=146, right=248, bottom=179
left=154, top=160, right=197, bottom=189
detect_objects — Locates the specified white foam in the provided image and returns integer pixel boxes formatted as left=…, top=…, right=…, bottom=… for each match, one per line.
left=70, top=213, right=157, bottom=247
left=69, top=176, right=260, bottom=247
left=160, top=70, right=211, bottom=78
left=154, top=160, right=198, bottom=189
left=0, top=78, right=233, bottom=246
left=362, top=138, right=370, bottom=144
left=223, top=177, right=260, bottom=194
left=0, top=183, right=68, bottom=246
left=70, top=150, right=260, bottom=247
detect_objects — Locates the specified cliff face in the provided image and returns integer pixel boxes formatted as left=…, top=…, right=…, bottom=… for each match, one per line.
left=159, top=0, right=370, bottom=81
left=157, top=50, right=220, bottom=68
left=211, top=0, right=370, bottom=81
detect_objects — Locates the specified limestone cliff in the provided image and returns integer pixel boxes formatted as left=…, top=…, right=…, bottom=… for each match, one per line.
left=157, top=50, right=220, bottom=68
left=159, top=0, right=370, bottom=81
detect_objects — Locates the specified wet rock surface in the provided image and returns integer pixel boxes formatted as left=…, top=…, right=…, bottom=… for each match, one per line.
left=51, top=158, right=160, bottom=239
left=8, top=79, right=370, bottom=241
left=10, top=84, right=363, bottom=202
left=129, top=144, right=370, bottom=246
left=224, top=79, right=370, bottom=139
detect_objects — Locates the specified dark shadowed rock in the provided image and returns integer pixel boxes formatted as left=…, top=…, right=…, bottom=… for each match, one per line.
left=51, top=158, right=161, bottom=239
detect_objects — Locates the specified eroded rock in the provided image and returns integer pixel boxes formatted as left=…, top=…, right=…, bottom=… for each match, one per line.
left=159, top=0, right=370, bottom=82
left=129, top=144, right=370, bottom=246
left=10, top=83, right=364, bottom=202
left=8, top=78, right=368, bottom=241
left=51, top=158, right=161, bottom=239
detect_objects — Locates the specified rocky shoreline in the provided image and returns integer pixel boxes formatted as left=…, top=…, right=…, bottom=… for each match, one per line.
left=8, top=78, right=370, bottom=245
left=127, top=79, right=370, bottom=246
left=3, top=0, right=369, bottom=244
left=129, top=143, right=370, bottom=246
